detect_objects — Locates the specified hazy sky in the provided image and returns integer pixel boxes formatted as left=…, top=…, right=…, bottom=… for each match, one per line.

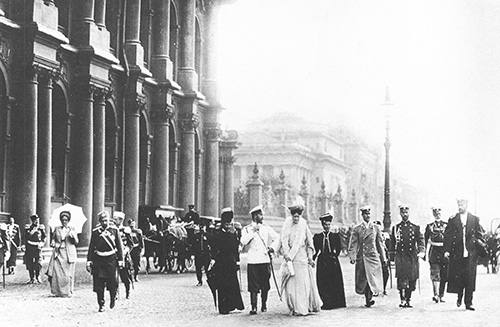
left=215, top=0, right=500, bottom=228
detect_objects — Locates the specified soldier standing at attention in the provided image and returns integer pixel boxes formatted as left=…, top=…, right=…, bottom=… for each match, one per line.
left=87, top=211, right=124, bottom=312
left=23, top=214, right=46, bottom=284
left=390, top=205, right=425, bottom=308
left=424, top=206, right=448, bottom=303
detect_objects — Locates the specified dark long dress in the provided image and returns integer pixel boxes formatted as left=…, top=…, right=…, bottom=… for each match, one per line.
left=313, top=231, right=346, bottom=309
left=209, top=228, right=244, bottom=314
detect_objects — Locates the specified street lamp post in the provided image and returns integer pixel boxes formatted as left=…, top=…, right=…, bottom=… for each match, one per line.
left=382, top=86, right=393, bottom=233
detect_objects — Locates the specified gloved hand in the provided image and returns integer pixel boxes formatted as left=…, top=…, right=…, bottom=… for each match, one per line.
left=86, top=261, right=92, bottom=273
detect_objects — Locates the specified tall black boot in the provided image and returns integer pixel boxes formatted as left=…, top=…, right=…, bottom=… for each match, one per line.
left=249, top=292, right=258, bottom=315
left=97, top=291, right=105, bottom=312
left=399, top=290, right=406, bottom=307
left=125, top=283, right=130, bottom=299
left=27, top=269, right=34, bottom=284
left=405, top=289, right=413, bottom=308
left=438, top=281, right=446, bottom=302
left=110, top=289, right=117, bottom=309
left=261, top=290, right=268, bottom=312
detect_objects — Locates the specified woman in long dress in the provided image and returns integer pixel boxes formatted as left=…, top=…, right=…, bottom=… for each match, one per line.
left=279, top=205, right=322, bottom=316
left=46, top=211, right=78, bottom=297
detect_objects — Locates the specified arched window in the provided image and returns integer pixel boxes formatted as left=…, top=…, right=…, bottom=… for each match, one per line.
left=51, top=84, right=69, bottom=203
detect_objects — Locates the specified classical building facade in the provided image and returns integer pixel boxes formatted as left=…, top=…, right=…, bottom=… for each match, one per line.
left=233, top=113, right=382, bottom=225
left=0, top=0, right=237, bottom=247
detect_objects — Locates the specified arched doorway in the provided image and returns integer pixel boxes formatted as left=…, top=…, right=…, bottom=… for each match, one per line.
left=139, top=111, right=151, bottom=205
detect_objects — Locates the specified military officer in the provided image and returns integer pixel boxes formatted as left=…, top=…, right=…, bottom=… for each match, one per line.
left=390, top=205, right=425, bottom=308
left=23, top=214, right=46, bottom=284
left=424, top=206, right=448, bottom=303
left=128, top=219, right=144, bottom=282
left=6, top=216, right=21, bottom=274
left=193, top=218, right=211, bottom=286
left=87, top=211, right=124, bottom=312
left=114, top=212, right=134, bottom=299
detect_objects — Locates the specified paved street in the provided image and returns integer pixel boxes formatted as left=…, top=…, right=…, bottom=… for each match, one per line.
left=1, top=256, right=499, bottom=327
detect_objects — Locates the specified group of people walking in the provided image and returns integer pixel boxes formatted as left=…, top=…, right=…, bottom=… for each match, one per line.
left=0, top=196, right=485, bottom=316
left=206, top=197, right=484, bottom=317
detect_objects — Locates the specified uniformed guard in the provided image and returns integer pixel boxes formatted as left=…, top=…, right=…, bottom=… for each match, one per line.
left=114, top=212, right=134, bottom=299
left=424, top=206, right=448, bottom=303
left=390, top=205, right=425, bottom=308
left=128, top=219, right=144, bottom=282
left=6, top=216, right=21, bottom=274
left=23, top=214, right=46, bottom=284
left=86, top=211, right=124, bottom=312
left=193, top=218, right=212, bottom=286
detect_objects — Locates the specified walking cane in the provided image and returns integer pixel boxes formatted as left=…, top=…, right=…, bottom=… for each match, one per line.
left=2, top=262, right=5, bottom=289
left=389, top=260, right=393, bottom=289
left=256, top=232, right=282, bottom=301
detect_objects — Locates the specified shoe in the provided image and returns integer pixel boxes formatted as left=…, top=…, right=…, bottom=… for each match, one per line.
left=383, top=291, right=387, bottom=295
left=134, top=277, right=139, bottom=282
left=399, top=302, right=405, bottom=308
left=439, top=297, right=445, bottom=303
left=261, top=306, right=267, bottom=312
left=36, top=278, right=42, bottom=284
left=405, top=301, right=413, bottom=308
left=196, top=281, right=202, bottom=286
left=457, top=299, right=462, bottom=307
left=26, top=279, right=34, bottom=284
left=110, top=297, right=116, bottom=309
left=125, top=290, right=130, bottom=299
left=466, top=306, right=475, bottom=311
left=249, top=308, right=257, bottom=315
left=98, top=305, right=104, bottom=312
left=432, top=296, right=439, bottom=303
left=365, top=300, right=375, bottom=308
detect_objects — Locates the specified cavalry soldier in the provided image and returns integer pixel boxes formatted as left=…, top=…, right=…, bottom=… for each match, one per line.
left=6, top=216, right=21, bottom=274
left=348, top=206, right=386, bottom=308
left=240, top=205, right=279, bottom=314
left=444, top=198, right=484, bottom=311
left=390, top=205, right=425, bottom=308
left=23, top=214, right=46, bottom=284
left=128, top=219, right=144, bottom=282
left=86, top=211, right=124, bottom=312
left=424, top=206, right=448, bottom=303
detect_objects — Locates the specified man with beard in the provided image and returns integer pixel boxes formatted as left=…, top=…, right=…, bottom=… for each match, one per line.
left=87, top=211, right=124, bottom=312
left=240, top=205, right=279, bottom=314
left=313, top=212, right=346, bottom=309
left=444, top=198, right=485, bottom=311
left=348, top=206, right=386, bottom=308
left=208, top=208, right=244, bottom=314
left=390, top=205, right=425, bottom=308
left=424, top=206, right=448, bottom=303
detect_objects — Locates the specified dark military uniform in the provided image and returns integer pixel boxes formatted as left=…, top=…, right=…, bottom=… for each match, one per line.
left=87, top=225, right=123, bottom=310
left=193, top=227, right=210, bottom=285
left=390, top=220, right=424, bottom=305
left=0, top=228, right=9, bottom=269
left=6, top=222, right=21, bottom=273
left=117, top=225, right=134, bottom=298
left=424, top=220, right=448, bottom=300
left=130, top=226, right=144, bottom=281
left=24, top=223, right=46, bottom=282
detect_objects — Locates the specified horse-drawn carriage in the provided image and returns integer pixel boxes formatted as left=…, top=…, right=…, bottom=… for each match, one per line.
left=139, top=205, right=195, bottom=274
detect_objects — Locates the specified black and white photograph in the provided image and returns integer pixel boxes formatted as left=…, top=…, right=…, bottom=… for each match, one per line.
left=0, top=0, right=499, bottom=326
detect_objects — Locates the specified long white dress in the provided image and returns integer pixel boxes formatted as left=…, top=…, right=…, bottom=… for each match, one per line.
left=279, top=217, right=322, bottom=315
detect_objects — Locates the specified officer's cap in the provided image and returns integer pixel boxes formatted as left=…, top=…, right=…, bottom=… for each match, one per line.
left=97, top=210, right=109, bottom=220
left=249, top=205, right=263, bottom=216
left=113, top=211, right=125, bottom=220
left=30, top=214, right=39, bottom=221
left=359, top=205, right=371, bottom=213
left=221, top=207, right=234, bottom=223
left=398, top=204, right=410, bottom=210
left=59, top=211, right=71, bottom=221
left=288, top=204, right=304, bottom=215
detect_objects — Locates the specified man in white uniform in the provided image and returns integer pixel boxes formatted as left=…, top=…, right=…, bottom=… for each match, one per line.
left=240, top=205, right=279, bottom=314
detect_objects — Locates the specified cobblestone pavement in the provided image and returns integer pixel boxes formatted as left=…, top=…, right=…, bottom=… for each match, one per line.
left=1, top=256, right=499, bottom=327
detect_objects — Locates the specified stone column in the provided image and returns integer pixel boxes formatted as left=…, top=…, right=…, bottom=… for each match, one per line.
left=318, top=181, right=327, bottom=215
left=151, top=107, right=172, bottom=206
left=220, top=130, right=238, bottom=209
left=13, top=65, right=39, bottom=226
left=151, top=0, right=173, bottom=80
left=298, top=176, right=310, bottom=220
left=70, top=83, right=95, bottom=246
left=123, top=96, right=143, bottom=223
left=178, top=114, right=198, bottom=210
left=69, top=0, right=95, bottom=45
left=94, top=0, right=106, bottom=29
left=92, top=88, right=109, bottom=227
left=124, top=0, right=143, bottom=67
left=275, top=170, right=289, bottom=218
left=177, top=0, right=197, bottom=91
left=333, top=185, right=344, bottom=224
left=348, top=189, right=358, bottom=224
left=246, top=163, right=263, bottom=210
left=203, top=127, right=220, bottom=216
left=36, top=69, right=56, bottom=239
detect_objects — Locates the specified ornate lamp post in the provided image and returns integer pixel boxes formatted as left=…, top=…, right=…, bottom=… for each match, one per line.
left=382, top=86, right=393, bottom=233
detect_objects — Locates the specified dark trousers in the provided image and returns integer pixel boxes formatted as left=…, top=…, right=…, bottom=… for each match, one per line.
left=94, top=276, right=118, bottom=306
left=195, top=253, right=210, bottom=283
left=130, top=247, right=141, bottom=278
left=364, top=284, right=373, bottom=304
left=457, top=288, right=474, bottom=306
left=25, top=245, right=41, bottom=280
